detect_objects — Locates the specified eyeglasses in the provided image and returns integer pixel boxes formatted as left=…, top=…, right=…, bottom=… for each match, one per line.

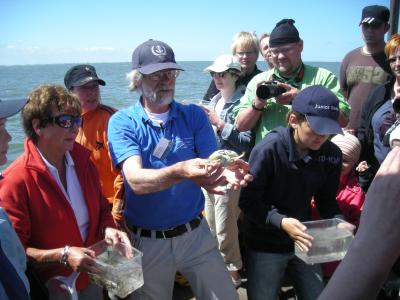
left=236, top=51, right=256, bottom=57
left=387, top=56, right=400, bottom=64
left=269, top=45, right=296, bottom=57
left=210, top=71, right=229, bottom=78
left=50, top=114, right=82, bottom=128
left=145, top=70, right=180, bottom=81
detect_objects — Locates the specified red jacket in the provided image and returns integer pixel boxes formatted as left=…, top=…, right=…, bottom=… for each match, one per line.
left=311, top=170, right=365, bottom=227
left=0, top=139, right=115, bottom=290
left=335, top=170, right=365, bottom=227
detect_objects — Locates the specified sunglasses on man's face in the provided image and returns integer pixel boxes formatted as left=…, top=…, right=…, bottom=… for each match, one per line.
left=51, top=114, right=82, bottom=128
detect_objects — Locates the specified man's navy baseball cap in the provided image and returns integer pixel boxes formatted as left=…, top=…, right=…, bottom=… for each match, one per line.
left=360, top=5, right=390, bottom=26
left=0, top=98, right=27, bottom=119
left=64, top=64, right=106, bottom=90
left=292, top=85, right=343, bottom=135
left=131, top=39, right=183, bottom=74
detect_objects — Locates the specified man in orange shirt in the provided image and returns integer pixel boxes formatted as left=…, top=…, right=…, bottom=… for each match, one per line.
left=64, top=65, right=124, bottom=221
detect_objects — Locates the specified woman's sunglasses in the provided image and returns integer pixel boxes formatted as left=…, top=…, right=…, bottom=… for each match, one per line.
left=51, top=114, right=82, bottom=128
left=210, top=71, right=236, bottom=78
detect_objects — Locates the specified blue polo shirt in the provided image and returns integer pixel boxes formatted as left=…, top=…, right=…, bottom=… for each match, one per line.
left=239, top=127, right=342, bottom=253
left=108, top=100, right=217, bottom=229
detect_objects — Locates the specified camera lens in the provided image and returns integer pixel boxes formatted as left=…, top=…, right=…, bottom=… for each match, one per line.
left=256, top=83, right=286, bottom=100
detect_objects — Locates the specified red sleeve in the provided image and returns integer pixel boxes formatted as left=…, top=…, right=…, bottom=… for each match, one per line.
left=0, top=172, right=31, bottom=249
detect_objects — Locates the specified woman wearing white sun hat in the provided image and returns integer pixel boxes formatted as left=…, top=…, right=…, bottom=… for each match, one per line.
left=201, top=54, right=254, bottom=288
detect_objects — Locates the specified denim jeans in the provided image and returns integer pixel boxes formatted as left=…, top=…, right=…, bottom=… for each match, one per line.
left=247, top=249, right=323, bottom=300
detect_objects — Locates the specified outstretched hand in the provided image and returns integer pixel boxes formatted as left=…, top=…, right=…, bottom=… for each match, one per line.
left=181, top=158, right=227, bottom=195
left=224, top=158, right=253, bottom=190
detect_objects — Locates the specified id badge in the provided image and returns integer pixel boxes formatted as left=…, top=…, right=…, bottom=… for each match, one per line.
left=152, top=137, right=173, bottom=160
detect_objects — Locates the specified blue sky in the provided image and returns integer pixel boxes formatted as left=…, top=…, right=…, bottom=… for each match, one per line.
left=0, top=0, right=393, bottom=65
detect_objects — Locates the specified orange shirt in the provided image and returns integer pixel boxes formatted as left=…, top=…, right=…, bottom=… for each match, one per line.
left=76, top=104, right=120, bottom=205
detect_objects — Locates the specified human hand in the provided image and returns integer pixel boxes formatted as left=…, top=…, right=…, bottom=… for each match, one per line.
left=275, top=82, right=298, bottom=105
left=105, top=227, right=133, bottom=258
left=181, top=158, right=227, bottom=194
left=356, top=160, right=369, bottom=172
left=337, top=221, right=356, bottom=234
left=67, top=247, right=100, bottom=274
left=201, top=105, right=222, bottom=127
left=281, top=217, right=313, bottom=251
left=223, top=158, right=253, bottom=190
left=113, top=219, right=134, bottom=241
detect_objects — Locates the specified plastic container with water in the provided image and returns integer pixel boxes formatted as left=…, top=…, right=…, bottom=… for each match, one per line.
left=88, top=239, right=144, bottom=298
left=295, top=218, right=354, bottom=264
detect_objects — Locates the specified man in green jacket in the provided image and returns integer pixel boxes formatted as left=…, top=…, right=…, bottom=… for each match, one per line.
left=234, top=19, right=351, bottom=144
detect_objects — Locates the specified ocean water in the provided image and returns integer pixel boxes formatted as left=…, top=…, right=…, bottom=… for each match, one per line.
left=0, top=61, right=340, bottom=169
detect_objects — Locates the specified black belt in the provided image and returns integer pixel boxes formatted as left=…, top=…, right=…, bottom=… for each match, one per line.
left=129, top=214, right=203, bottom=239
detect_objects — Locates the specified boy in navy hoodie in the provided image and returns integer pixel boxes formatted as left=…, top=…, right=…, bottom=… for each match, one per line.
left=240, top=85, right=346, bottom=300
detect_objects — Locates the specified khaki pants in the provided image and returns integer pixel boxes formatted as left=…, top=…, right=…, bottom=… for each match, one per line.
left=204, top=188, right=242, bottom=272
left=127, top=219, right=238, bottom=300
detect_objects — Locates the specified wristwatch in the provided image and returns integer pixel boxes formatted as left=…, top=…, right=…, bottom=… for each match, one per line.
left=252, top=100, right=264, bottom=111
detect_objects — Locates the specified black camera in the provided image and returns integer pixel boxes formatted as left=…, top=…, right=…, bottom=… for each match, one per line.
left=256, top=81, right=286, bottom=100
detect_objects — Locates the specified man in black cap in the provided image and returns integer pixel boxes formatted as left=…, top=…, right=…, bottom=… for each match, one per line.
left=107, top=39, right=253, bottom=299
left=234, top=19, right=351, bottom=144
left=64, top=65, right=123, bottom=216
left=0, top=98, right=30, bottom=300
left=340, top=5, right=391, bottom=135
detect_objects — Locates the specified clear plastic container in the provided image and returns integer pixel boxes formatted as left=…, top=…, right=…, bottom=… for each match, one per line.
left=88, top=239, right=144, bottom=298
left=295, top=218, right=354, bottom=264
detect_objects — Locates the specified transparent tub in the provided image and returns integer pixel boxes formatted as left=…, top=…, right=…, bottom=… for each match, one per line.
left=88, top=239, right=144, bottom=298
left=295, top=218, right=354, bottom=264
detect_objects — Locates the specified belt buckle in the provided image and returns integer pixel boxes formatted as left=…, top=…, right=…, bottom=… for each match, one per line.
left=161, top=226, right=175, bottom=239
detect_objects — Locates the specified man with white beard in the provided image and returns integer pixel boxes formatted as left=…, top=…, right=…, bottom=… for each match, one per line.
left=107, top=39, right=253, bottom=300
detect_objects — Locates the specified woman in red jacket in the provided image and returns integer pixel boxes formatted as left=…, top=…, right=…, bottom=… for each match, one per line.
left=0, top=85, right=131, bottom=299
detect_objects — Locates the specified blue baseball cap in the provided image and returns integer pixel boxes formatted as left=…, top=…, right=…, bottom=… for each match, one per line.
left=131, top=39, right=183, bottom=74
left=0, top=98, right=27, bottom=119
left=292, top=85, right=343, bottom=135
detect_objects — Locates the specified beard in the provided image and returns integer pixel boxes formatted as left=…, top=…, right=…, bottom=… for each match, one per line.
left=140, top=85, right=174, bottom=106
